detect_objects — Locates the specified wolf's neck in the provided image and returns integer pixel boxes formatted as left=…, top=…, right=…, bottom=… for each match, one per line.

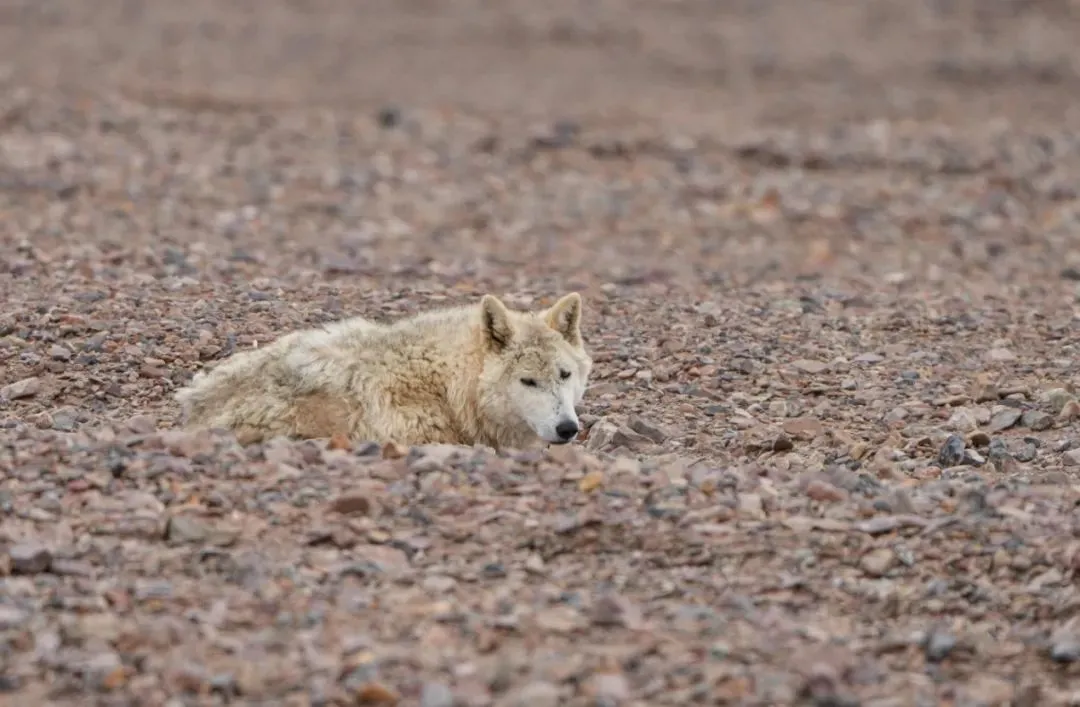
left=439, top=326, right=490, bottom=446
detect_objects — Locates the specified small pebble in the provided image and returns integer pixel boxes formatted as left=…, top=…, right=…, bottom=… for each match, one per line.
left=924, top=629, right=957, bottom=662
left=420, top=682, right=455, bottom=707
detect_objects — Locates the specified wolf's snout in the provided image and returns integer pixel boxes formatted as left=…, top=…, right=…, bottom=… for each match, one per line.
left=555, top=419, right=580, bottom=443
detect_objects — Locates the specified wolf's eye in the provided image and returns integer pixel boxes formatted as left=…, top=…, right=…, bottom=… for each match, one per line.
left=520, top=378, right=538, bottom=387
left=559, top=369, right=571, bottom=380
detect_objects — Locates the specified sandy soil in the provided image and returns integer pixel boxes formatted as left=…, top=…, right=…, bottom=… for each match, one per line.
left=4, top=0, right=1080, bottom=704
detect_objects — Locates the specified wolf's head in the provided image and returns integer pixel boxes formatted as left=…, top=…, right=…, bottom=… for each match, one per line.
left=475, top=292, right=593, bottom=445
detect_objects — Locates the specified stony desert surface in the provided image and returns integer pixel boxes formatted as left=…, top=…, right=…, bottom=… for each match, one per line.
left=4, top=1, right=1080, bottom=705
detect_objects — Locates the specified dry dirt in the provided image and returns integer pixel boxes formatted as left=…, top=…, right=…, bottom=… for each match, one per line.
left=4, top=1, right=1080, bottom=705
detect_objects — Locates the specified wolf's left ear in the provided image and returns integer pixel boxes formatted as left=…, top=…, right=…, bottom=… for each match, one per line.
left=544, top=292, right=582, bottom=345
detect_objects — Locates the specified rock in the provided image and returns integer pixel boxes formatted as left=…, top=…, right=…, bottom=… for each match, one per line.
left=590, top=593, right=643, bottom=629
left=792, top=359, right=828, bottom=374
left=771, top=434, right=794, bottom=452
left=350, top=545, right=409, bottom=575
left=1022, top=410, right=1053, bottom=431
left=988, top=408, right=1022, bottom=433
left=883, top=406, right=909, bottom=424
left=860, top=548, right=896, bottom=577
left=330, top=494, right=371, bottom=515
left=30, top=411, right=53, bottom=430
left=381, top=441, right=408, bottom=459
left=51, top=408, right=78, bottom=432
left=0, top=605, right=29, bottom=630
left=1015, top=441, right=1038, bottom=462
left=987, top=438, right=1011, bottom=464
left=947, top=408, right=978, bottom=432
left=77, top=651, right=126, bottom=690
left=611, top=456, right=641, bottom=476
left=506, top=681, right=561, bottom=707
left=262, top=438, right=298, bottom=465
left=986, top=347, right=1016, bottom=362
left=409, top=444, right=465, bottom=473
left=938, top=434, right=966, bottom=468
left=584, top=671, right=631, bottom=703
left=729, top=410, right=756, bottom=429
left=924, top=629, right=956, bottom=662
left=161, top=429, right=217, bottom=458
left=165, top=514, right=238, bottom=546
left=578, top=470, right=605, bottom=493
left=420, top=682, right=455, bottom=707
left=805, top=479, right=848, bottom=503
left=49, top=344, right=72, bottom=361
left=768, top=399, right=792, bottom=417
left=963, top=448, right=986, bottom=466
left=782, top=417, right=824, bottom=440
left=0, top=133, right=77, bottom=169
left=1050, top=633, right=1080, bottom=663
left=124, top=414, right=158, bottom=434
left=139, top=362, right=167, bottom=378
left=376, top=106, right=402, bottom=129
left=730, top=357, right=759, bottom=375
left=534, top=605, right=584, bottom=634
left=628, top=416, right=671, bottom=444
left=524, top=555, right=546, bottom=575
left=888, top=489, right=918, bottom=515
left=612, top=426, right=654, bottom=451
left=9, top=542, right=52, bottom=574
left=77, top=613, right=123, bottom=642
left=1063, top=450, right=1080, bottom=467
left=737, top=493, right=765, bottom=519
left=166, top=515, right=210, bottom=543
left=585, top=420, right=652, bottom=452
left=354, top=681, right=401, bottom=704
left=50, top=559, right=94, bottom=577
left=330, top=483, right=384, bottom=516
left=1, top=376, right=40, bottom=400
left=972, top=382, right=999, bottom=403
left=585, top=420, right=619, bottom=450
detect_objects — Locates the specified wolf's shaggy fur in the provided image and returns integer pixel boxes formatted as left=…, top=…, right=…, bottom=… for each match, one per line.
left=174, top=293, right=593, bottom=449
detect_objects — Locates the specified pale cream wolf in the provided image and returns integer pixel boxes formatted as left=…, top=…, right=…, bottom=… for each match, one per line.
left=174, top=293, right=593, bottom=450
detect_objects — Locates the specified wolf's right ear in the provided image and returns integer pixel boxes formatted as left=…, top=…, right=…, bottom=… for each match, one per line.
left=480, top=295, right=513, bottom=352
left=544, top=292, right=582, bottom=346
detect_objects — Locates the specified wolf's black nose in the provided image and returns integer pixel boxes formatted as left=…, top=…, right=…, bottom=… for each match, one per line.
left=555, top=420, right=580, bottom=442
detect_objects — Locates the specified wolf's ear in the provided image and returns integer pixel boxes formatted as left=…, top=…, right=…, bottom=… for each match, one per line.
left=480, top=294, right=514, bottom=352
left=544, top=292, right=582, bottom=345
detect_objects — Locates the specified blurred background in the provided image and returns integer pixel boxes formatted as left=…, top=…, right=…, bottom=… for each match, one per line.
left=2, top=0, right=1079, bottom=133
left=2, top=0, right=1080, bottom=293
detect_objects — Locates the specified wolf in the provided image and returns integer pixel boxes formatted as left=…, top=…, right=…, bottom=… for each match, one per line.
left=173, top=292, right=593, bottom=450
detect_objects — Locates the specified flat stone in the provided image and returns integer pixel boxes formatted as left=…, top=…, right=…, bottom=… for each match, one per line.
left=628, top=415, right=671, bottom=444
left=1, top=376, right=40, bottom=400
left=0, top=605, right=29, bottom=630
left=1021, top=410, right=1053, bottom=431
left=860, top=548, right=896, bottom=577
left=782, top=417, right=824, bottom=440
left=987, top=408, right=1022, bottom=433
left=792, top=359, right=828, bottom=374
left=9, top=542, right=52, bottom=574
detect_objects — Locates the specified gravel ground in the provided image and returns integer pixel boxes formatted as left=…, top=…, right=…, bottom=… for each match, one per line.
left=4, top=1, right=1080, bottom=705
